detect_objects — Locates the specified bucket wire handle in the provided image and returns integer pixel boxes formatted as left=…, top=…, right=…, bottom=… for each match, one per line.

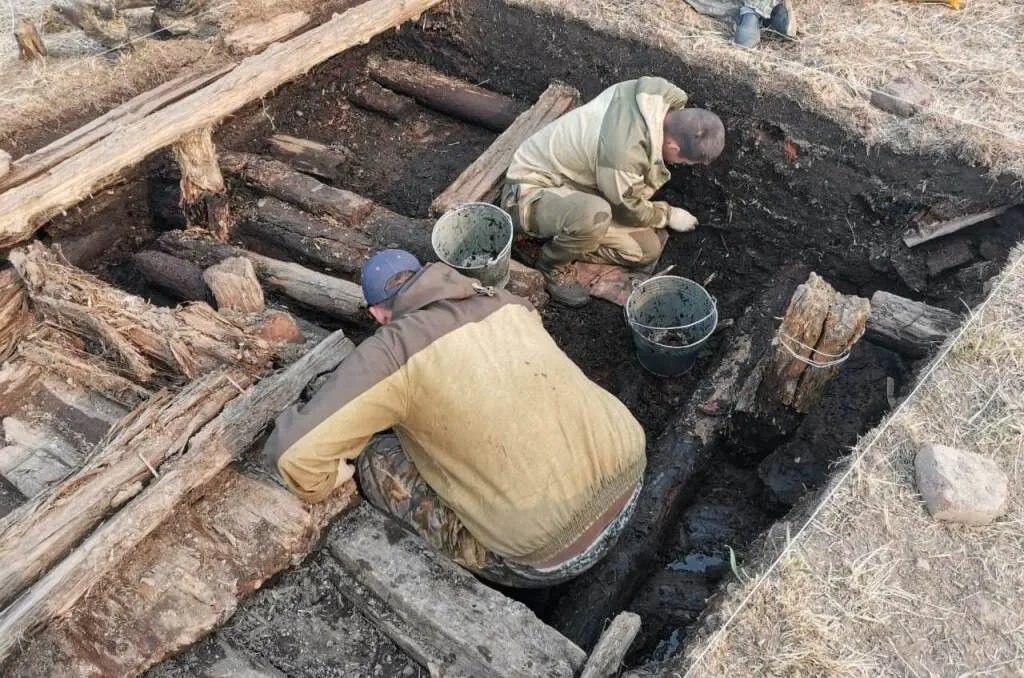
left=627, top=297, right=718, bottom=333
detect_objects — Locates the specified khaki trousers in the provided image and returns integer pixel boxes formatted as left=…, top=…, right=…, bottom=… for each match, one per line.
left=502, top=184, right=665, bottom=268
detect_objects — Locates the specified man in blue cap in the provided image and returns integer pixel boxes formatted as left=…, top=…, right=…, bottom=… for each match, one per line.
left=263, top=250, right=647, bottom=587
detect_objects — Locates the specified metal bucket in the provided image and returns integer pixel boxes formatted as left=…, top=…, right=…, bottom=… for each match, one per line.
left=431, top=203, right=514, bottom=288
left=625, top=276, right=718, bottom=377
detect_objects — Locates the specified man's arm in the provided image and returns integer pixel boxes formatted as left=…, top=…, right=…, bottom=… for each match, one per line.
left=594, top=166, right=672, bottom=228
left=263, top=338, right=407, bottom=502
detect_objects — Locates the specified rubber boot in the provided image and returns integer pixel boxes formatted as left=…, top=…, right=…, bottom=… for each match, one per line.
left=734, top=8, right=761, bottom=48
left=536, top=253, right=590, bottom=308
left=768, top=1, right=796, bottom=37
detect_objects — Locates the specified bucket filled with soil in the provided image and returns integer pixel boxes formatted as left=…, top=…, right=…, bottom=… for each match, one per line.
left=432, top=203, right=514, bottom=288
left=626, top=276, right=718, bottom=376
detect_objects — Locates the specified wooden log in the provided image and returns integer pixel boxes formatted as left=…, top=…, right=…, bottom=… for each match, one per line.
left=222, top=11, right=310, bottom=55
left=431, top=81, right=580, bottom=215
left=866, top=291, right=959, bottom=358
left=173, top=126, right=231, bottom=239
left=328, top=503, right=586, bottom=677
left=0, top=368, right=252, bottom=612
left=203, top=257, right=265, bottom=313
left=580, top=612, right=642, bottom=678
left=903, top=205, right=1010, bottom=248
left=368, top=57, right=522, bottom=132
left=133, top=250, right=210, bottom=302
left=53, top=219, right=130, bottom=269
left=0, top=67, right=232, bottom=193
left=925, top=238, right=973, bottom=277
left=220, top=150, right=375, bottom=225
left=155, top=230, right=367, bottom=321
left=0, top=270, right=28, bottom=361
left=15, top=18, right=47, bottom=60
left=10, top=242, right=270, bottom=383
left=0, top=0, right=443, bottom=249
left=267, top=135, right=352, bottom=183
left=0, top=330, right=354, bottom=663
left=348, top=80, right=416, bottom=119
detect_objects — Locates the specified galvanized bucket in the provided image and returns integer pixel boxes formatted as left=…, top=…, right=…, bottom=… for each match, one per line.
left=625, top=276, right=718, bottom=377
left=431, top=203, right=514, bottom=288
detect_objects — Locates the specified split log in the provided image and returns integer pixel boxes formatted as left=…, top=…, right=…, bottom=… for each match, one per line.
left=267, top=135, right=352, bottom=183
left=903, top=205, right=1010, bottom=248
left=0, top=330, right=354, bottom=663
left=222, top=11, right=310, bottom=55
left=348, top=80, right=416, bottom=119
left=431, top=81, right=580, bottom=215
left=220, top=150, right=375, bottom=225
left=0, top=0, right=444, bottom=248
left=203, top=257, right=265, bottom=313
left=156, top=230, right=366, bottom=321
left=10, top=242, right=270, bottom=383
left=368, top=57, right=523, bottom=132
left=0, top=66, right=232, bottom=193
left=866, top=291, right=959, bottom=358
left=0, top=368, right=252, bottom=611
left=328, top=503, right=586, bottom=677
left=580, top=612, right=642, bottom=678
left=0, top=270, right=28, bottom=360
left=15, top=19, right=47, bottom=60
left=132, top=250, right=210, bottom=302
left=173, top=126, right=231, bottom=239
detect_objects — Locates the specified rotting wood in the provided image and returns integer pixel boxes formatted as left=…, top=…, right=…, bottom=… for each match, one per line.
left=5, top=470, right=357, bottom=676
left=903, top=205, right=1011, bottom=248
left=203, top=257, right=265, bottom=313
left=0, top=0, right=444, bottom=249
left=9, top=242, right=270, bottom=383
left=0, top=66, right=232, bottom=193
left=0, top=270, right=28, bottom=361
left=53, top=219, right=130, bottom=269
left=508, top=260, right=549, bottom=308
left=866, top=291, right=959, bottom=358
left=156, top=229, right=366, bottom=321
left=268, top=135, right=352, bottom=183
left=368, top=57, right=523, bottom=132
left=349, top=80, right=417, bottom=119
left=0, top=368, right=252, bottom=612
left=220, top=151, right=375, bottom=226
left=580, top=612, right=642, bottom=678
left=925, top=238, right=973, bottom=277
left=0, top=330, right=354, bottom=664
left=173, top=126, right=231, bottom=240
left=133, top=250, right=210, bottom=302
left=328, top=503, right=586, bottom=677
left=431, top=81, right=580, bottom=215
left=222, top=11, right=310, bottom=55
left=15, top=18, right=47, bottom=60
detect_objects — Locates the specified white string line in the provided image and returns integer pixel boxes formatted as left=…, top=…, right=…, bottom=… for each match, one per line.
left=778, top=331, right=852, bottom=368
left=683, top=247, right=1024, bottom=676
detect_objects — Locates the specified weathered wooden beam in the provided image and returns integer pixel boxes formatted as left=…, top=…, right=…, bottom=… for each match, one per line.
left=173, top=126, right=231, bottom=239
left=0, top=368, right=251, bottom=612
left=431, top=81, right=580, bottom=215
left=268, top=135, right=352, bottom=183
left=866, top=291, right=959, bottom=358
left=202, top=257, right=265, bottom=313
left=580, top=612, right=642, bottom=678
left=328, top=503, right=586, bottom=677
left=0, top=0, right=444, bottom=248
left=222, top=11, right=310, bottom=55
left=132, top=250, right=210, bottom=302
left=368, top=57, right=523, bottom=132
left=0, top=330, right=354, bottom=663
left=903, top=205, right=1011, bottom=248
left=0, top=270, right=28, bottom=361
left=348, top=80, right=416, bottom=119
left=15, top=18, right=47, bottom=60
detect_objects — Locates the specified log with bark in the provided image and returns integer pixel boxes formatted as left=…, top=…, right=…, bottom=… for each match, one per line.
left=0, top=329, right=354, bottom=664
left=222, top=10, right=310, bottom=55
left=348, top=80, right=417, bottom=119
left=15, top=18, right=47, bottom=60
left=367, top=57, right=523, bottom=132
left=267, top=135, right=352, bottom=183
left=202, top=256, right=265, bottom=313
left=0, top=0, right=444, bottom=248
left=173, top=126, right=231, bottom=239
left=431, top=81, right=580, bottom=215
left=9, top=242, right=270, bottom=383
left=866, top=290, right=959, bottom=358
left=132, top=250, right=210, bottom=302
left=0, top=368, right=253, bottom=612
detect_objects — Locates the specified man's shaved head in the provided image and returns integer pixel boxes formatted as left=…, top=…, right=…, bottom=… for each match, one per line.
left=662, top=108, right=725, bottom=166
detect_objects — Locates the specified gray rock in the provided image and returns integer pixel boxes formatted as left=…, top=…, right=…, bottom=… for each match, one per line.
left=870, top=76, right=935, bottom=117
left=915, top=444, right=1008, bottom=525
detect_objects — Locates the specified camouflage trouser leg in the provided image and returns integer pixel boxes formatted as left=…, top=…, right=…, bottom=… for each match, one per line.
left=356, top=434, right=641, bottom=588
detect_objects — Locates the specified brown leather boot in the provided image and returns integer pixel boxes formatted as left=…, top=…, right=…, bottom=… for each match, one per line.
left=536, top=257, right=590, bottom=308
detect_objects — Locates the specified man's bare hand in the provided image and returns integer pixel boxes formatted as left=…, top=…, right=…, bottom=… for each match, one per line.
left=335, top=460, right=356, bottom=488
left=668, top=207, right=698, bottom=233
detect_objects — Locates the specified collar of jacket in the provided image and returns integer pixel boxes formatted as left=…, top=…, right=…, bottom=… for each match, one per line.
left=389, top=263, right=481, bottom=320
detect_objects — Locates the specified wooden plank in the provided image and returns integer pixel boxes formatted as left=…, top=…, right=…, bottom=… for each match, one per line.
left=222, top=11, right=311, bottom=55
left=0, top=0, right=444, bottom=248
left=866, top=291, right=960, bottom=358
left=0, top=330, right=354, bottom=663
left=431, top=81, right=580, bottom=216
left=902, top=205, right=1011, bottom=248
left=580, top=612, right=642, bottom=678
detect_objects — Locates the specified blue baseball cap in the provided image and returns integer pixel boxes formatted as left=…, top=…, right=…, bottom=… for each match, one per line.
left=360, top=249, right=423, bottom=306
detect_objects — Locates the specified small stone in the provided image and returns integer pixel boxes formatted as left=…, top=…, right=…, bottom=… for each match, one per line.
left=257, top=311, right=304, bottom=344
left=914, top=444, right=1008, bottom=525
left=870, top=76, right=934, bottom=117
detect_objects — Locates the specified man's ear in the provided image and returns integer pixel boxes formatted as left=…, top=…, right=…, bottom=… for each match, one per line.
left=368, top=305, right=391, bottom=325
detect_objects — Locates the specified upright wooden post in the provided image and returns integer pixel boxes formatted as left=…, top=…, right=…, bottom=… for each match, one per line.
left=15, top=19, right=47, bottom=60
left=172, top=126, right=231, bottom=240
